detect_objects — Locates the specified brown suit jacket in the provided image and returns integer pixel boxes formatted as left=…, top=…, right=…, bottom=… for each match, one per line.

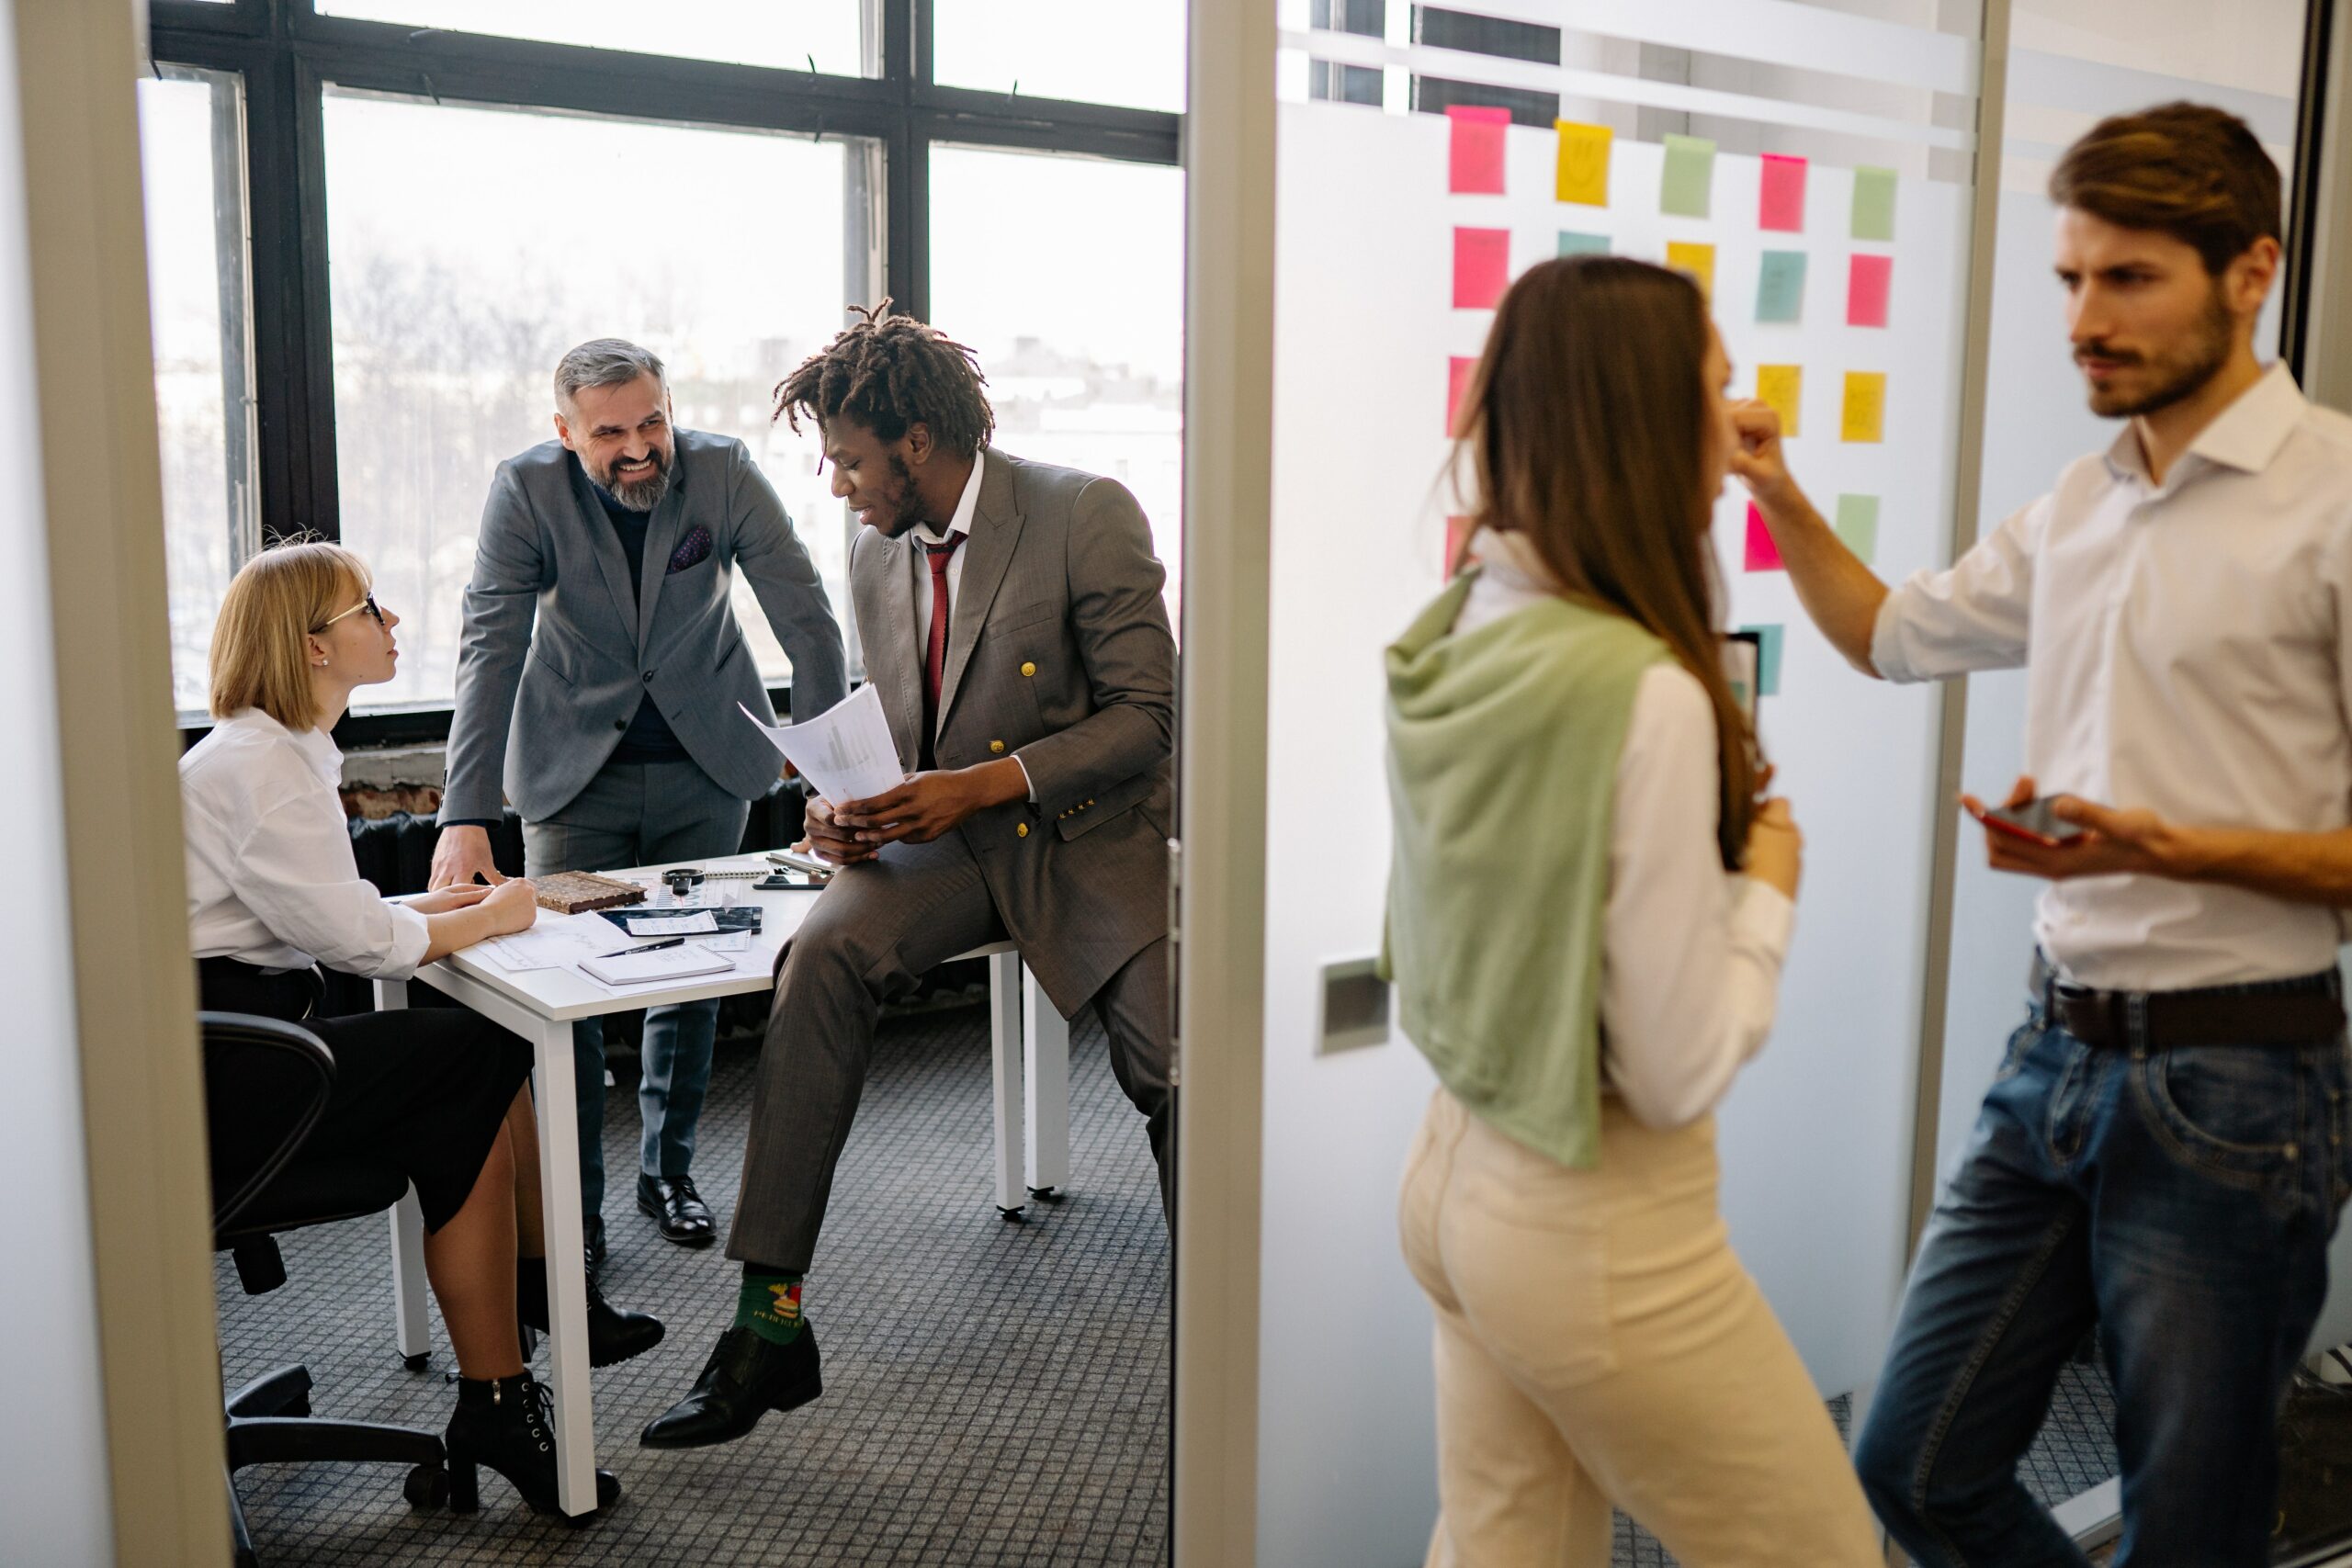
left=849, top=447, right=1176, bottom=1014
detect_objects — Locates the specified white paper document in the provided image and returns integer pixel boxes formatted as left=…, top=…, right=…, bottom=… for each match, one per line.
left=740, top=682, right=903, bottom=806
left=700, top=931, right=752, bottom=953
left=473, top=911, right=636, bottom=973
left=627, top=912, right=720, bottom=936
left=580, top=944, right=738, bottom=987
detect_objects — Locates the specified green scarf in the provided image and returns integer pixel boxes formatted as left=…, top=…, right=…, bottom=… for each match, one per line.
left=1381, top=570, right=1668, bottom=1168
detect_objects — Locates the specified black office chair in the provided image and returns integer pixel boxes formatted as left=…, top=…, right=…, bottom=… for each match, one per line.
left=205, top=1011, right=450, bottom=1568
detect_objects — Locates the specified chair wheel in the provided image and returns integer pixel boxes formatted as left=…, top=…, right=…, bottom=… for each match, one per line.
left=403, top=1463, right=449, bottom=1510
left=402, top=1352, right=430, bottom=1372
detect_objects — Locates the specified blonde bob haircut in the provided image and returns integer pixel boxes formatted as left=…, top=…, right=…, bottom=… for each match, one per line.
left=208, top=540, right=372, bottom=729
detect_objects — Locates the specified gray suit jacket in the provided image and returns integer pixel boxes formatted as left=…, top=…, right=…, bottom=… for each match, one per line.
left=856, top=447, right=1175, bottom=1015
left=441, top=430, right=848, bottom=824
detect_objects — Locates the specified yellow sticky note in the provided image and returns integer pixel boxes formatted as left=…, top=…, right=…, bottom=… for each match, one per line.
left=1842, top=371, right=1887, bottom=443
left=1665, top=241, right=1715, bottom=301
left=1757, top=365, right=1802, bottom=439
left=1555, top=119, right=1612, bottom=207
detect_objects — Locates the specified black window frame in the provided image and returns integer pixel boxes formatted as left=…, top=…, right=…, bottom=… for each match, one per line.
left=150, top=0, right=1182, bottom=747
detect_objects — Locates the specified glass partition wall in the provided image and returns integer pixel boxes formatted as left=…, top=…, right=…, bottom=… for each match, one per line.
left=1204, top=0, right=2334, bottom=1563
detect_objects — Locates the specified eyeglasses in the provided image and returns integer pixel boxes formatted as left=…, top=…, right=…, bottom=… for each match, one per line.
left=316, top=592, right=384, bottom=632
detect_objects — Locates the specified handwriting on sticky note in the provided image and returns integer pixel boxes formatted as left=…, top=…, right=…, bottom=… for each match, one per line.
left=1555, top=119, right=1611, bottom=206
left=1756, top=251, right=1805, bottom=323
left=1558, top=230, right=1610, bottom=256
left=1848, top=253, right=1893, bottom=327
left=1666, top=240, right=1715, bottom=300
left=1447, top=105, right=1509, bottom=195
left=1759, top=153, right=1806, bottom=232
left=1852, top=166, right=1897, bottom=241
left=1835, top=495, right=1881, bottom=564
left=1842, top=371, right=1887, bottom=443
left=1453, top=227, right=1510, bottom=310
left=1744, top=502, right=1784, bottom=572
left=1756, top=365, right=1802, bottom=439
left=1662, top=133, right=1715, bottom=218
left=1447, top=355, right=1477, bottom=435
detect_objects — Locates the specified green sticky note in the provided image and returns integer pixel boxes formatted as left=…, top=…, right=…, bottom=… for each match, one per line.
left=1738, top=625, right=1784, bottom=697
left=1558, top=230, right=1611, bottom=256
left=1852, top=165, right=1897, bottom=241
left=1835, top=494, right=1881, bottom=563
left=1662, top=133, right=1715, bottom=219
left=1756, top=251, right=1806, bottom=323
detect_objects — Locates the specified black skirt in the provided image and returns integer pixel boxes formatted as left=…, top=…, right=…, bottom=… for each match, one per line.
left=199, top=958, right=533, bottom=1233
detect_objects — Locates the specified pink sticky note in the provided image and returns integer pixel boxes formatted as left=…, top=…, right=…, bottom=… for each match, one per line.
left=1447, top=105, right=1509, bottom=195
left=1745, top=502, right=1783, bottom=571
left=1445, top=515, right=1473, bottom=575
left=1759, top=153, right=1807, bottom=232
left=1453, top=227, right=1510, bottom=310
left=1849, top=253, right=1893, bottom=327
left=1446, top=356, right=1477, bottom=434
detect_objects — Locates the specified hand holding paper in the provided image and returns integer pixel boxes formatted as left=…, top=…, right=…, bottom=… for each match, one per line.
left=740, top=682, right=905, bottom=806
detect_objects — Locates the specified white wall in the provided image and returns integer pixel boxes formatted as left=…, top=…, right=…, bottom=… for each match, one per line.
left=0, top=0, right=119, bottom=1555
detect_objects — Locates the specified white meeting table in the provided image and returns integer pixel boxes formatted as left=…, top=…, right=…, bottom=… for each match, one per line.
left=372, top=852, right=1070, bottom=1519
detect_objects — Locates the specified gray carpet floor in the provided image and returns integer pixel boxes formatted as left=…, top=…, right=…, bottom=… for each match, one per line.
left=216, top=997, right=2125, bottom=1567
left=216, top=1002, right=1171, bottom=1566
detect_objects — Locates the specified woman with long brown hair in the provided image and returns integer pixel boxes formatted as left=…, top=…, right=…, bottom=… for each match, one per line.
left=1383, top=256, right=1880, bottom=1563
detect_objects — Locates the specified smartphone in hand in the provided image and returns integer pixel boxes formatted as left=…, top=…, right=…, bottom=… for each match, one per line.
left=1968, top=795, right=2088, bottom=849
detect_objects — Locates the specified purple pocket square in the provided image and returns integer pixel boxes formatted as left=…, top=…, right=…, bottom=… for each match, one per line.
left=667, top=525, right=713, bottom=574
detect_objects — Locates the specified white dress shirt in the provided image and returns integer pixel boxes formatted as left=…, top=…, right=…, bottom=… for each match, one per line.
left=1872, top=363, right=2352, bottom=990
left=909, top=453, right=1035, bottom=798
left=182, top=708, right=432, bottom=980
left=1456, top=534, right=1796, bottom=1127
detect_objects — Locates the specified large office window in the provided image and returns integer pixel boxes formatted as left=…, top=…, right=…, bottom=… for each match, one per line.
left=314, top=1, right=876, bottom=77
left=928, top=145, right=1185, bottom=618
left=322, top=92, right=857, bottom=706
left=137, top=65, right=256, bottom=716
left=141, top=0, right=1180, bottom=732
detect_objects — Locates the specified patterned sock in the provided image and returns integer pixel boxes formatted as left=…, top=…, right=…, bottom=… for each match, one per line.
left=735, top=1265, right=805, bottom=1348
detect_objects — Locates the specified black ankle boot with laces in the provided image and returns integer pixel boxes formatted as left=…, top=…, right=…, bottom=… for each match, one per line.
left=445, top=1373, right=621, bottom=1520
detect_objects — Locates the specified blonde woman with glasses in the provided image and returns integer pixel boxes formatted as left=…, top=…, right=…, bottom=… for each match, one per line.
left=185, top=541, right=661, bottom=1520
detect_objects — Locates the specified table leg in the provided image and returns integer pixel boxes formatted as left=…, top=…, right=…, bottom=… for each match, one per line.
left=372, top=979, right=434, bottom=1369
left=527, top=1013, right=599, bottom=1517
left=988, top=952, right=1026, bottom=1220
left=1023, top=965, right=1069, bottom=1201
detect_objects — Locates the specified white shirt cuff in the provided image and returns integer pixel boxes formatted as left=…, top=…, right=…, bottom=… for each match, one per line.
left=1730, top=876, right=1796, bottom=961
left=1868, top=586, right=1920, bottom=683
left=377, top=902, right=435, bottom=982
left=1013, top=755, right=1037, bottom=804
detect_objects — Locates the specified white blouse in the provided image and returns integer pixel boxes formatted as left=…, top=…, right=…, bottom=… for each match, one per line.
left=1456, top=536, right=1795, bottom=1127
left=181, top=708, right=432, bottom=980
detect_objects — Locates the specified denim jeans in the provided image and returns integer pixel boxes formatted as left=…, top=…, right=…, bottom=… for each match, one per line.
left=1854, top=973, right=2352, bottom=1567
left=522, top=759, right=752, bottom=1220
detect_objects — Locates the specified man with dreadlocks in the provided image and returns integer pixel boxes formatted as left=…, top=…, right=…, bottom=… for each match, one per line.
left=640, top=305, right=1176, bottom=1450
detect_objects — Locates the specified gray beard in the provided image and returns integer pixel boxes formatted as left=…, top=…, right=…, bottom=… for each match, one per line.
left=608, top=466, right=670, bottom=513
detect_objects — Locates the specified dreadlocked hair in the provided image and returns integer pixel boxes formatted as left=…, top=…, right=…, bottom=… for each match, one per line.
left=773, top=300, right=995, bottom=456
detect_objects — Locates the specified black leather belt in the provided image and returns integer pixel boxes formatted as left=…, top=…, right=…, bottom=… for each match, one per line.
left=2029, top=953, right=2346, bottom=1052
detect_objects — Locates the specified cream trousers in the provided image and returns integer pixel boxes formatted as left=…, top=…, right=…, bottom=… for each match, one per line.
left=1397, top=1088, right=1882, bottom=1567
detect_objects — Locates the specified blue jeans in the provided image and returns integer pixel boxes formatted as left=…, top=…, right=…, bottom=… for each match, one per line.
left=522, top=759, right=752, bottom=1220
left=1855, top=974, right=2352, bottom=1566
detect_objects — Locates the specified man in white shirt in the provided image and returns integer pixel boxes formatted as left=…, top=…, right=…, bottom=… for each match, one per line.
left=1740, top=103, right=2352, bottom=1563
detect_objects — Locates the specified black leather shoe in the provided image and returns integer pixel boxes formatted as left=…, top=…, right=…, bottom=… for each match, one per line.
left=584, top=1215, right=607, bottom=1280
left=446, top=1373, right=621, bottom=1520
left=639, top=1325, right=822, bottom=1450
left=637, top=1172, right=716, bottom=1247
left=518, top=1257, right=666, bottom=1369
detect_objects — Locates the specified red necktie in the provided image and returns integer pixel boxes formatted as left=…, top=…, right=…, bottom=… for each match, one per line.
left=921, top=536, right=963, bottom=768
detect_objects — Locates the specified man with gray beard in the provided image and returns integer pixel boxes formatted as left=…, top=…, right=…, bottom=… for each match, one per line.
left=433, top=338, right=847, bottom=1278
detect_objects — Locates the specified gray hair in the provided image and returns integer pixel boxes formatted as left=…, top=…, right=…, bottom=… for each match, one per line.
left=554, top=337, right=666, bottom=411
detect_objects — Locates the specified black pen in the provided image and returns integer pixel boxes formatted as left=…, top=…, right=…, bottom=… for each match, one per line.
left=616, top=937, right=685, bottom=954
